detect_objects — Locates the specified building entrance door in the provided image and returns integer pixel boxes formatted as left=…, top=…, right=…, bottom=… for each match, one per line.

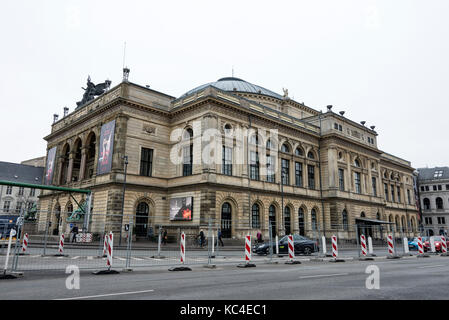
left=221, top=202, right=232, bottom=238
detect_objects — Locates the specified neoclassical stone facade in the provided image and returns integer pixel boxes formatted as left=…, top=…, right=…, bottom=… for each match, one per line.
left=37, top=76, right=419, bottom=240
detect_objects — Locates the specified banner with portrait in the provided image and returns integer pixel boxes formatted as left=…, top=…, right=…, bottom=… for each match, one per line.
left=169, top=197, right=193, bottom=221
left=44, top=146, right=57, bottom=185
left=97, top=120, right=116, bottom=175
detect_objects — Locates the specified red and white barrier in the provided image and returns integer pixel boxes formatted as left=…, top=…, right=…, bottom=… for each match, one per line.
left=245, top=235, right=251, bottom=263
left=21, top=233, right=29, bottom=253
left=58, top=234, right=65, bottom=254
left=360, top=234, right=367, bottom=257
left=418, top=237, right=424, bottom=255
left=441, top=236, right=447, bottom=254
left=106, top=231, right=113, bottom=269
left=332, top=235, right=338, bottom=259
left=288, top=235, right=295, bottom=261
left=103, top=233, right=108, bottom=256
left=387, top=235, right=394, bottom=255
left=180, top=232, right=186, bottom=264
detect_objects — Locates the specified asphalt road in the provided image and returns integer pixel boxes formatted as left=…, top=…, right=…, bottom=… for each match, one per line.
left=1, top=255, right=449, bottom=300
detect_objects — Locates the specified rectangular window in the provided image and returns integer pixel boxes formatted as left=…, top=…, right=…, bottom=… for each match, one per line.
left=281, top=159, right=289, bottom=185
left=397, top=187, right=401, bottom=203
left=438, top=185, right=442, bottom=191
left=339, top=124, right=342, bottom=131
left=433, top=185, right=437, bottom=191
left=443, top=217, right=446, bottom=225
left=334, top=123, right=339, bottom=130
left=30, top=188, right=36, bottom=197
left=391, top=185, right=395, bottom=202
left=3, top=201, right=10, bottom=213
left=384, top=183, right=389, bottom=201
left=222, top=146, right=232, bottom=176
left=446, top=184, right=449, bottom=190
left=308, top=165, right=315, bottom=190
left=27, top=202, right=34, bottom=211
left=339, top=169, right=345, bottom=191
left=250, top=151, right=259, bottom=181
left=425, top=186, right=429, bottom=191
left=372, top=177, right=377, bottom=196
left=420, top=186, right=424, bottom=192
left=15, top=202, right=22, bottom=214
left=407, top=189, right=411, bottom=205
left=266, top=155, right=275, bottom=183
left=140, top=147, right=153, bottom=177
left=6, top=186, right=12, bottom=195
left=295, top=162, right=303, bottom=187
left=18, top=187, right=24, bottom=196
left=182, top=145, right=193, bottom=176
left=354, top=172, right=361, bottom=194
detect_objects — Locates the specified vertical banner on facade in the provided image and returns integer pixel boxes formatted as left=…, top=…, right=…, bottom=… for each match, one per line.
left=44, top=146, right=57, bottom=185
left=97, top=120, right=116, bottom=175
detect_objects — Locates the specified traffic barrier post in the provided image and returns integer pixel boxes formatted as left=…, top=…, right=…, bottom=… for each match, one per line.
left=19, top=233, right=29, bottom=255
left=386, top=234, right=400, bottom=259
left=440, top=236, right=449, bottom=256
left=367, top=236, right=375, bottom=256
left=285, top=235, right=301, bottom=264
left=359, top=234, right=374, bottom=261
left=330, top=235, right=345, bottom=262
left=237, top=235, right=255, bottom=268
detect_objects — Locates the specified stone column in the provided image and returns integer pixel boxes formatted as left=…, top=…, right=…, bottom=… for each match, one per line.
left=328, top=147, right=338, bottom=189
left=56, top=156, right=64, bottom=185
left=79, top=147, right=87, bottom=181
left=367, top=160, right=373, bottom=196
left=346, top=154, right=352, bottom=193
left=66, top=152, right=74, bottom=184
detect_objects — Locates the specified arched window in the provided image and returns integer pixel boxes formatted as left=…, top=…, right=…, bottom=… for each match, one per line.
left=354, top=159, right=361, bottom=168
left=436, top=197, right=444, bottom=210
left=401, top=216, right=406, bottom=232
left=410, top=218, right=415, bottom=232
left=182, top=128, right=193, bottom=176
left=311, top=209, right=317, bottom=230
left=251, top=204, right=260, bottom=229
left=60, top=144, right=71, bottom=184
left=66, top=203, right=73, bottom=217
left=266, top=139, right=274, bottom=150
left=135, top=202, right=149, bottom=237
left=423, top=198, right=430, bottom=210
left=269, top=205, right=276, bottom=237
left=295, top=147, right=303, bottom=157
left=376, top=212, right=380, bottom=220
left=85, top=132, right=96, bottom=179
left=298, top=207, right=305, bottom=236
left=361, top=212, right=366, bottom=218
left=395, top=216, right=400, bottom=232
left=221, top=202, right=232, bottom=238
left=342, top=210, right=348, bottom=231
left=307, top=151, right=315, bottom=160
left=72, top=138, right=82, bottom=182
left=281, top=143, right=290, bottom=153
left=284, top=206, right=291, bottom=235
left=224, top=124, right=232, bottom=135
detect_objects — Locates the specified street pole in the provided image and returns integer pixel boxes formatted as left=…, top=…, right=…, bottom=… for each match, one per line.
left=281, top=167, right=284, bottom=237
left=119, top=155, right=128, bottom=246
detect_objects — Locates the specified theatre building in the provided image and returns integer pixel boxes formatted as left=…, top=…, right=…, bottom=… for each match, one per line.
left=37, top=74, right=419, bottom=241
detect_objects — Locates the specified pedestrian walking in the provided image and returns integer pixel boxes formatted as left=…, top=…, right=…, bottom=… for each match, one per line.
left=71, top=226, right=79, bottom=243
left=218, top=229, right=224, bottom=247
left=199, top=229, right=205, bottom=248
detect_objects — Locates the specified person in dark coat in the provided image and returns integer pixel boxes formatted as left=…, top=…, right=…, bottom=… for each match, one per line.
left=218, top=229, right=224, bottom=247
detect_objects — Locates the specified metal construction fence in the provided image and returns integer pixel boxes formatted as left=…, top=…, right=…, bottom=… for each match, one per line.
left=0, top=210, right=427, bottom=273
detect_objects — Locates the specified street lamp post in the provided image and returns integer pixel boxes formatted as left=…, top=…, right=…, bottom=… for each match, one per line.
left=119, top=155, right=128, bottom=246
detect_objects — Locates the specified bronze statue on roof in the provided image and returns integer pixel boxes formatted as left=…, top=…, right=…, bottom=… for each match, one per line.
left=76, top=76, right=111, bottom=109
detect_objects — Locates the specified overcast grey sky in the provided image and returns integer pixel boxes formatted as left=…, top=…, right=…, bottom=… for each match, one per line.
left=0, top=0, right=447, bottom=168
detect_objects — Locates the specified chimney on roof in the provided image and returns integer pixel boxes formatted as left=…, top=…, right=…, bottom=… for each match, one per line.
left=53, top=114, right=59, bottom=123
left=63, top=107, right=69, bottom=117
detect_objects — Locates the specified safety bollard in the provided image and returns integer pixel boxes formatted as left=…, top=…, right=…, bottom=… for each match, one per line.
left=359, top=235, right=374, bottom=261
left=19, top=233, right=29, bottom=255
left=403, top=237, right=412, bottom=256
left=330, top=235, right=345, bottom=262
left=238, top=235, right=256, bottom=268
left=430, top=237, right=436, bottom=254
left=440, top=236, right=449, bottom=256
left=93, top=231, right=119, bottom=274
left=54, top=234, right=68, bottom=257
left=417, top=236, right=429, bottom=258
left=285, top=235, right=301, bottom=265
left=168, top=232, right=191, bottom=271
left=386, top=234, right=400, bottom=259
left=368, top=236, right=376, bottom=256
left=103, top=233, right=108, bottom=257
left=275, top=235, right=280, bottom=257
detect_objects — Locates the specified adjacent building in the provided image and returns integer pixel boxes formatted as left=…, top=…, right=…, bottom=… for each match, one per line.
left=37, top=74, right=419, bottom=241
left=0, top=161, right=44, bottom=216
left=417, top=167, right=449, bottom=236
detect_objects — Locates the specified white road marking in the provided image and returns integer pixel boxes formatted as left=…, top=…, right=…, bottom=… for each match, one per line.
left=87, top=256, right=93, bottom=260
left=115, top=257, right=126, bottom=261
left=131, top=257, right=144, bottom=261
left=71, top=256, right=80, bottom=260
left=299, top=273, right=349, bottom=279
left=55, top=289, right=155, bottom=300
left=417, top=264, right=445, bottom=269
